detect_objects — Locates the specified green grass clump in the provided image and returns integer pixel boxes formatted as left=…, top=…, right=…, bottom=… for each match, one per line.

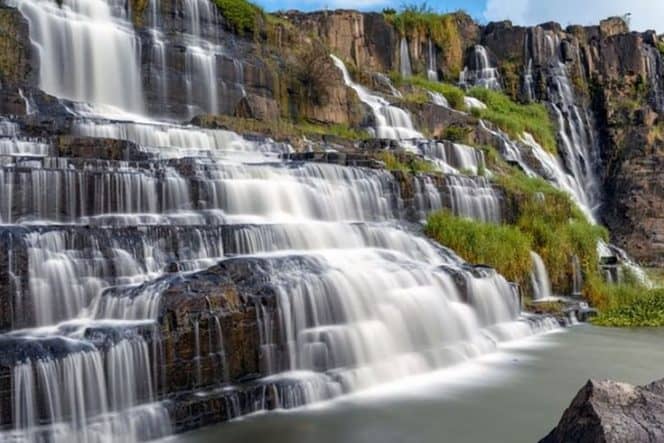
left=402, top=91, right=429, bottom=105
left=493, top=169, right=607, bottom=297
left=593, top=286, right=664, bottom=327
left=376, top=152, right=436, bottom=174
left=295, top=122, right=369, bottom=141
left=658, top=41, right=664, bottom=57
left=410, top=77, right=465, bottom=110
left=442, top=125, right=472, bottom=143
left=403, top=76, right=466, bottom=110
left=213, top=0, right=262, bottom=36
left=425, top=211, right=533, bottom=287
left=468, top=87, right=557, bottom=153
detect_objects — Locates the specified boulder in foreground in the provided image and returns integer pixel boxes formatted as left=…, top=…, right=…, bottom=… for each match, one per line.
left=541, top=379, right=664, bottom=443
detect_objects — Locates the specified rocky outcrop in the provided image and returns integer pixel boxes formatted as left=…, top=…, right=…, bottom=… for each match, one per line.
left=541, top=379, right=664, bottom=443
left=283, top=11, right=398, bottom=74
left=0, top=6, right=33, bottom=85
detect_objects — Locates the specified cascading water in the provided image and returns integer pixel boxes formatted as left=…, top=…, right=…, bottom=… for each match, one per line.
left=543, top=35, right=601, bottom=219
left=460, top=45, right=501, bottom=90
left=522, top=59, right=536, bottom=102
left=400, top=37, right=412, bottom=78
left=644, top=45, right=664, bottom=112
left=0, top=1, right=561, bottom=440
left=331, top=55, right=423, bottom=142
left=530, top=251, right=553, bottom=301
left=15, top=0, right=145, bottom=115
left=418, top=140, right=487, bottom=176
left=427, top=39, right=438, bottom=81
left=444, top=175, right=502, bottom=223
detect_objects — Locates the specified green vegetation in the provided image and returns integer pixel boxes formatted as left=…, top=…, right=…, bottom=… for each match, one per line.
left=424, top=168, right=607, bottom=299
left=195, top=115, right=368, bottom=142
left=425, top=211, right=533, bottom=287
left=442, top=125, right=472, bottom=143
left=213, top=0, right=263, bottom=37
left=594, top=286, right=664, bottom=327
left=658, top=40, right=664, bottom=57
left=468, top=88, right=557, bottom=152
left=376, top=152, right=437, bottom=174
left=402, top=91, right=429, bottom=105
left=296, top=122, right=369, bottom=141
left=651, top=122, right=664, bottom=143
left=385, top=4, right=464, bottom=78
left=497, top=170, right=607, bottom=298
left=396, top=75, right=466, bottom=110
left=498, top=60, right=521, bottom=100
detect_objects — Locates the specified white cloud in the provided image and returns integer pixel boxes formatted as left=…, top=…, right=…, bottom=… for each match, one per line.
left=484, top=0, right=664, bottom=32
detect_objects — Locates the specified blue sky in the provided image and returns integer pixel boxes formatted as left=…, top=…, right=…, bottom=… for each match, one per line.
left=257, top=0, right=486, bottom=19
left=255, top=0, right=664, bottom=32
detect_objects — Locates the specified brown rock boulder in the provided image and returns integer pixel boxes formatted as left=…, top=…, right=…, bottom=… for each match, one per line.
left=541, top=379, right=664, bottom=443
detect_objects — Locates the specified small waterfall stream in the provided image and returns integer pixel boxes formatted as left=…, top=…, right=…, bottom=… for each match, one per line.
left=460, top=45, right=501, bottom=91
left=331, top=55, right=423, bottom=142
left=400, top=37, right=412, bottom=78
left=427, top=39, right=438, bottom=81
left=530, top=251, right=553, bottom=301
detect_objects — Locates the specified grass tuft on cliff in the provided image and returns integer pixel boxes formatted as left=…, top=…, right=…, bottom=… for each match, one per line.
left=376, top=152, right=437, bottom=174
left=424, top=169, right=607, bottom=298
left=425, top=211, right=533, bottom=287
left=499, top=170, right=607, bottom=297
left=213, top=0, right=263, bottom=37
left=393, top=75, right=466, bottom=110
left=468, top=87, right=558, bottom=153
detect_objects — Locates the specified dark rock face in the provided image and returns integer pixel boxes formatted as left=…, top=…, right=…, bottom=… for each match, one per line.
left=541, top=379, right=664, bottom=443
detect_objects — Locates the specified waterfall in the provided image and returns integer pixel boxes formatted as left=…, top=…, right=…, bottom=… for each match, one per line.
left=6, top=333, right=171, bottom=443
left=544, top=35, right=601, bottom=219
left=644, top=46, right=664, bottom=112
left=16, top=0, right=145, bottom=115
left=460, top=45, right=501, bottom=90
left=530, top=251, right=553, bottom=301
left=418, top=141, right=487, bottom=176
left=429, top=91, right=449, bottom=108
left=0, top=2, right=562, bottom=439
left=185, top=45, right=219, bottom=115
left=464, top=96, right=487, bottom=110
left=522, top=59, right=535, bottom=102
left=427, top=39, right=438, bottom=81
left=571, top=255, right=583, bottom=296
left=331, top=55, right=423, bottom=142
left=521, top=132, right=596, bottom=222
left=445, top=176, right=502, bottom=223
left=400, top=37, right=412, bottom=78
